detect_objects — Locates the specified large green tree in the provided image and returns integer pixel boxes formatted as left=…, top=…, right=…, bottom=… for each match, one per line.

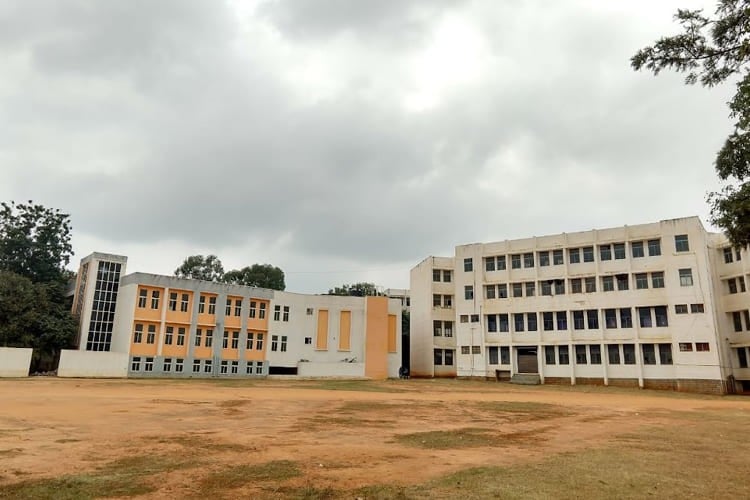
left=631, top=0, right=750, bottom=247
left=327, top=282, right=382, bottom=296
left=222, top=264, right=285, bottom=290
left=174, top=254, right=225, bottom=281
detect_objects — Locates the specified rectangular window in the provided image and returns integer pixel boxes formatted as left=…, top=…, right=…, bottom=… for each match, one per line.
left=222, top=331, right=229, bottom=349
left=205, top=329, right=213, bottom=347
left=675, top=235, right=689, bottom=252
left=193, top=360, right=200, bottom=373
left=659, top=344, right=673, bottom=364
left=513, top=282, right=523, bottom=298
left=631, top=241, right=644, bottom=258
left=514, top=313, right=524, bottom=332
left=623, top=344, right=636, bottom=364
left=554, top=280, right=565, bottom=295
left=198, top=295, right=206, bottom=314
left=543, top=312, right=554, bottom=331
left=498, top=314, right=509, bottom=332
left=675, top=304, right=688, bottom=314
left=498, top=284, right=508, bottom=298
left=728, top=278, right=738, bottom=294
left=558, top=345, right=569, bottom=365
left=586, top=310, right=599, bottom=329
left=177, top=327, right=185, bottom=346
left=539, top=251, right=550, bottom=267
left=569, top=248, right=581, bottom=264
left=444, top=321, right=453, bottom=337
left=590, top=345, right=602, bottom=364
left=540, top=281, right=552, bottom=296
left=486, top=315, right=497, bottom=333
left=550, top=311, right=565, bottom=331
left=281, top=336, right=287, bottom=352
left=616, top=274, right=629, bottom=291
left=445, top=350, right=454, bottom=366
left=164, top=326, right=174, bottom=345
left=247, top=332, right=254, bottom=349
left=696, top=342, right=710, bottom=352
left=231, top=331, right=239, bottom=349
left=739, top=348, right=749, bottom=368
left=620, top=308, right=633, bottom=328
left=131, top=357, right=141, bottom=371
left=495, top=257, right=505, bottom=272
left=169, top=292, right=178, bottom=311
left=234, top=299, right=242, bottom=317
left=545, top=346, right=556, bottom=365
left=274, top=305, right=281, bottom=321
left=256, top=333, right=264, bottom=350
left=599, top=245, right=612, bottom=261
left=485, top=257, right=496, bottom=272
left=679, top=342, right=693, bottom=352
left=525, top=281, right=536, bottom=297
left=745, top=310, right=750, bottom=330
left=527, top=312, right=538, bottom=331
left=488, top=346, right=499, bottom=365
left=147, top=324, right=156, bottom=344
left=443, top=270, right=452, bottom=281
left=434, top=319, right=444, bottom=336
left=679, top=268, right=693, bottom=287
left=651, top=272, right=665, bottom=288
left=175, top=359, right=183, bottom=372
left=138, top=289, right=148, bottom=308
left=690, top=303, right=704, bottom=313
left=271, top=335, right=278, bottom=351
left=733, top=311, right=743, bottom=332
left=144, top=357, right=153, bottom=372
left=283, top=306, right=290, bottom=321
left=740, top=276, right=746, bottom=293
left=460, top=315, right=469, bottom=323
left=613, top=243, right=626, bottom=260
left=585, top=277, right=596, bottom=293
left=511, top=254, right=521, bottom=269
left=433, top=294, right=441, bottom=307
left=133, top=324, right=143, bottom=344
left=304, top=336, right=312, bottom=345
left=259, top=302, right=266, bottom=319
left=231, top=361, right=238, bottom=374
left=151, top=290, right=160, bottom=309
left=472, top=346, right=481, bottom=355
left=583, top=246, right=594, bottom=262
left=642, top=344, right=656, bottom=365
left=608, top=344, right=620, bottom=364
left=635, top=273, right=648, bottom=289
left=249, top=300, right=257, bottom=318
left=204, top=360, right=212, bottom=373
left=434, top=349, right=443, bottom=366
left=724, top=247, right=734, bottom=263
left=654, top=306, right=668, bottom=327
left=523, top=252, right=534, bottom=268
left=604, top=309, right=617, bottom=329
left=464, top=285, right=474, bottom=300
left=648, top=239, right=661, bottom=256
left=570, top=278, right=582, bottom=294
left=500, top=346, right=509, bottom=364
left=638, top=307, right=652, bottom=328
left=181, top=293, right=189, bottom=313
left=461, top=346, right=470, bottom=355
left=225, top=298, right=232, bottom=316
left=573, top=311, right=585, bottom=330
left=485, top=285, right=496, bottom=299
left=464, top=258, right=473, bottom=272
left=220, top=361, right=228, bottom=374
left=575, top=345, right=587, bottom=364
left=444, top=295, right=453, bottom=307
left=602, top=276, right=614, bottom=292
left=433, top=269, right=441, bottom=281
left=553, top=249, right=564, bottom=265
left=208, top=296, right=216, bottom=315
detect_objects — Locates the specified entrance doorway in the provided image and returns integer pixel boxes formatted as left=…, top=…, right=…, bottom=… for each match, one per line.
left=516, top=347, right=538, bottom=374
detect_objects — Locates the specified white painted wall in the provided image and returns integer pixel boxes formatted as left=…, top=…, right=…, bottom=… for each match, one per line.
left=297, top=361, right=365, bottom=378
left=0, top=347, right=32, bottom=377
left=57, top=350, right=129, bottom=378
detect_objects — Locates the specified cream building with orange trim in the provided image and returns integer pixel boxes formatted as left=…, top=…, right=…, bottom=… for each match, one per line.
left=63, top=253, right=402, bottom=379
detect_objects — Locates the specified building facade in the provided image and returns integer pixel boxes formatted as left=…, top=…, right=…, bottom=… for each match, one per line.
left=410, top=217, right=750, bottom=394
left=67, top=253, right=402, bottom=379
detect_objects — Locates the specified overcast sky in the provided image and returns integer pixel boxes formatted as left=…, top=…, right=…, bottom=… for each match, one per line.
left=0, top=0, right=733, bottom=293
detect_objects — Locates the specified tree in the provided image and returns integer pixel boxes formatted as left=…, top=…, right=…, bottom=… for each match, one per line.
left=0, top=201, right=73, bottom=284
left=174, top=254, right=225, bottom=281
left=327, top=282, right=382, bottom=296
left=222, top=264, right=285, bottom=290
left=631, top=1, right=750, bottom=247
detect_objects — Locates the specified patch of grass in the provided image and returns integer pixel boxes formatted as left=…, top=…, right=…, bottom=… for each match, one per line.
left=150, top=433, right=255, bottom=453
left=473, top=401, right=573, bottom=421
left=396, top=427, right=505, bottom=449
left=198, top=460, right=301, bottom=495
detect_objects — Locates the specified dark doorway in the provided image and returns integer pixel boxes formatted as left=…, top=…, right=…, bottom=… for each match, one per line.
left=268, top=366, right=298, bottom=375
left=517, top=347, right=538, bottom=374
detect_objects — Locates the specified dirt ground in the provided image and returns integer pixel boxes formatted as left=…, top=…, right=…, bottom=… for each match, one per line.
left=1, top=377, right=749, bottom=498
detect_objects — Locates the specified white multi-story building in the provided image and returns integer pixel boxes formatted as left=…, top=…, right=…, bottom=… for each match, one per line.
left=411, top=217, right=750, bottom=394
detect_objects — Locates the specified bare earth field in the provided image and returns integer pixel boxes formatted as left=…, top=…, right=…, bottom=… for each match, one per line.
left=1, top=378, right=749, bottom=499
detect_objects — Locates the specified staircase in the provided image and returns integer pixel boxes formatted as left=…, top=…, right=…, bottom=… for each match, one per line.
left=510, top=373, right=541, bottom=385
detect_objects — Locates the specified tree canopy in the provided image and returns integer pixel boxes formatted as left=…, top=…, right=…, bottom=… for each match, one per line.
left=223, top=264, right=286, bottom=290
left=631, top=0, right=750, bottom=247
left=174, top=254, right=225, bottom=281
left=327, top=282, right=383, bottom=296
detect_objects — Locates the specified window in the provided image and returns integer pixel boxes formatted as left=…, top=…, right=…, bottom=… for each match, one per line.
left=614, top=243, right=626, bottom=260
left=222, top=331, right=229, bottom=349
left=616, top=274, right=629, bottom=291
left=651, top=272, right=665, bottom=289
left=259, top=302, right=266, bottom=319
left=514, top=313, right=524, bottom=332
left=445, top=350, right=454, bottom=366
left=631, top=241, right=644, bottom=258
left=256, top=333, right=264, bottom=350
left=485, top=285, right=496, bottom=300
left=679, top=268, right=693, bottom=287
left=523, top=253, right=534, bottom=268
left=569, top=248, right=581, bottom=264
left=164, top=326, right=174, bottom=345
left=554, top=280, right=565, bottom=295
left=558, top=346, right=569, bottom=365
left=648, top=239, right=661, bottom=256
left=194, top=328, right=203, bottom=347
left=608, top=345, right=620, bottom=364
left=602, top=276, right=614, bottom=292
left=498, top=314, right=509, bottom=332
left=623, top=344, right=636, bottom=364
left=733, top=311, right=743, bottom=332
left=434, top=349, right=443, bottom=366
left=234, top=299, right=242, bottom=317
left=281, top=336, right=287, bottom=352
left=585, top=277, right=596, bottom=293
left=177, top=327, right=186, bottom=346
left=675, top=304, right=688, bottom=314
left=576, top=345, right=587, bottom=364
left=500, top=347, right=509, bottom=364
left=599, top=245, right=612, bottom=261
left=543, top=312, right=554, bottom=331
left=471, top=314, right=480, bottom=323
left=540, top=281, right=552, bottom=296
left=590, top=345, right=602, bottom=364
left=635, top=273, right=648, bottom=290
left=133, top=324, right=143, bottom=343
left=604, top=309, right=617, bottom=329
left=433, top=269, right=441, bottom=281
left=583, top=246, right=594, bottom=262
left=460, top=315, right=469, bottom=323
left=221, top=361, right=228, bottom=374
left=193, top=360, right=200, bottom=373
left=249, top=300, right=257, bottom=318
left=659, top=344, right=673, bottom=364
left=247, top=332, right=254, bottom=349
left=586, top=310, right=599, bottom=329
left=180, top=294, right=189, bottom=313
left=696, top=342, right=710, bottom=352
left=151, top=290, right=160, bottom=309
left=472, top=346, right=481, bottom=355
left=739, top=348, right=749, bottom=368
left=690, top=303, right=704, bottom=313
left=434, top=320, right=444, bottom=336
left=138, top=289, right=148, bottom=308
left=525, top=282, right=536, bottom=297
left=745, top=310, right=750, bottom=330
left=204, top=360, right=212, bottom=373
left=487, top=315, right=497, bottom=333
left=303, top=337, right=312, bottom=345
left=444, top=321, right=453, bottom=337
left=675, top=235, right=689, bottom=252
left=461, top=346, right=470, bottom=355
left=464, top=285, right=474, bottom=300
left=231, top=361, right=239, bottom=374
left=443, top=270, right=452, bottom=281
left=485, top=257, right=496, bottom=272
left=143, top=357, right=153, bottom=372
left=620, top=308, right=633, bottom=328
left=488, top=346, right=499, bottom=365
left=498, top=284, right=508, bottom=298
left=556, top=311, right=567, bottom=330
left=679, top=342, right=693, bottom=352
left=724, top=247, right=734, bottom=263
left=741, top=276, right=747, bottom=293
left=553, top=249, right=564, bottom=265
left=511, top=254, right=521, bottom=269
left=539, top=251, right=550, bottom=267
left=169, top=293, right=178, bottom=311
left=527, top=312, right=538, bottom=331
left=208, top=296, right=216, bottom=315
left=570, top=278, right=582, bottom=294
left=728, top=278, right=738, bottom=294
left=642, top=344, right=656, bottom=365
left=495, top=258, right=505, bottom=272
left=545, top=346, right=556, bottom=365
left=175, top=359, right=183, bottom=372
left=205, top=329, right=213, bottom=347
left=271, top=335, right=278, bottom=351
left=283, top=306, right=290, bottom=321
left=654, top=306, right=668, bottom=327
left=274, top=305, right=281, bottom=321
left=198, top=295, right=206, bottom=314
left=225, top=298, right=232, bottom=316
left=638, top=307, right=652, bottom=328
left=512, top=283, right=523, bottom=298
left=464, top=258, right=473, bottom=272
left=433, top=294, right=442, bottom=307
left=131, top=357, right=141, bottom=371
left=147, top=325, right=156, bottom=344
left=573, top=311, right=585, bottom=330
left=231, top=331, right=239, bottom=349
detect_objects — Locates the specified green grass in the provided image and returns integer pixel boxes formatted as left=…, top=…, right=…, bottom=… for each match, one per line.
left=198, top=460, right=302, bottom=495
left=395, top=427, right=506, bottom=449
